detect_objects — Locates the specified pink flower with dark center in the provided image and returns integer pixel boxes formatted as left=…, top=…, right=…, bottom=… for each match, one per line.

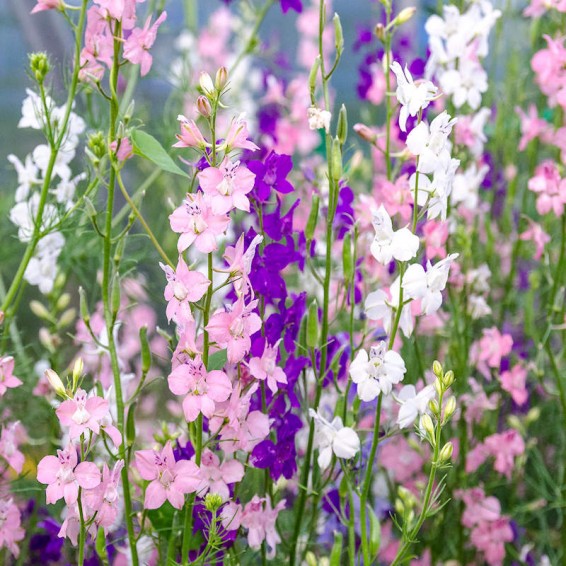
left=0, top=499, right=25, bottom=558
left=198, top=158, right=256, bottom=214
left=37, top=444, right=101, bottom=505
left=206, top=297, right=262, bottom=363
left=83, top=460, right=124, bottom=529
left=224, top=116, right=260, bottom=152
left=248, top=341, right=288, bottom=394
left=123, top=12, right=167, bottom=76
left=0, top=357, right=22, bottom=396
left=161, top=257, right=210, bottom=324
left=195, top=449, right=245, bottom=501
left=135, top=442, right=201, bottom=509
left=168, top=355, right=232, bottom=422
left=169, top=192, right=231, bottom=253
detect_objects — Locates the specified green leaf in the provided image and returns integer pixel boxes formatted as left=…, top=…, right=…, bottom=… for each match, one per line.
left=329, top=531, right=343, bottom=566
left=148, top=501, right=176, bottom=535
left=131, top=130, right=189, bottom=178
left=207, top=349, right=227, bottom=371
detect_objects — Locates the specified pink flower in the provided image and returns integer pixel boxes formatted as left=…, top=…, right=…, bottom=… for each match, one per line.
left=0, top=422, right=26, bottom=474
left=195, top=450, right=244, bottom=501
left=93, top=0, right=140, bottom=29
left=470, top=517, right=513, bottom=566
left=56, top=389, right=121, bottom=446
left=484, top=430, right=525, bottom=478
left=220, top=233, right=263, bottom=297
left=224, top=116, right=259, bottom=152
left=37, top=444, right=101, bottom=505
left=515, top=105, right=551, bottom=151
left=531, top=36, right=566, bottom=109
left=372, top=174, right=413, bottom=223
left=248, top=341, right=288, bottom=394
left=123, top=12, right=167, bottom=76
left=422, top=220, right=448, bottom=259
left=135, top=442, right=201, bottom=509
left=0, top=356, right=22, bottom=396
left=83, top=460, right=124, bottom=529
left=198, top=158, right=256, bottom=214
left=168, top=355, right=232, bottom=422
left=173, top=115, right=209, bottom=149
left=520, top=221, right=550, bottom=260
left=110, top=137, right=134, bottom=161
left=206, top=297, right=262, bottom=363
left=169, top=192, right=231, bottom=254
left=240, top=496, right=286, bottom=558
left=0, top=499, right=25, bottom=558
left=471, top=327, right=513, bottom=378
left=500, top=364, right=529, bottom=406
left=457, top=487, right=502, bottom=529
left=31, top=0, right=62, bottom=13
left=220, top=500, right=243, bottom=531
left=528, top=160, right=566, bottom=216
left=161, top=257, right=210, bottom=324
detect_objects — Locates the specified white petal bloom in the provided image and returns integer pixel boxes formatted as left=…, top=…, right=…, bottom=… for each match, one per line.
left=365, top=277, right=414, bottom=337
left=396, top=384, right=436, bottom=428
left=370, top=206, right=420, bottom=264
left=402, top=253, right=458, bottom=315
left=439, top=59, right=487, bottom=110
left=9, top=193, right=59, bottom=243
left=7, top=153, right=41, bottom=202
left=467, top=294, right=492, bottom=319
left=307, top=107, right=332, bottom=133
left=18, top=88, right=53, bottom=130
left=451, top=163, right=489, bottom=210
left=390, top=62, right=438, bottom=132
left=309, top=409, right=360, bottom=469
left=349, top=342, right=406, bottom=401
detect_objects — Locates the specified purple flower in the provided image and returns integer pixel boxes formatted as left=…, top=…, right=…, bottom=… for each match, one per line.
left=248, top=152, right=294, bottom=202
left=280, top=0, right=302, bottom=13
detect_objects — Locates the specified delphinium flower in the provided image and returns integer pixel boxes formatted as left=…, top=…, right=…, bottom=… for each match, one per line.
left=0, top=356, right=22, bottom=396
left=0, top=499, right=25, bottom=558
left=0, top=421, right=26, bottom=474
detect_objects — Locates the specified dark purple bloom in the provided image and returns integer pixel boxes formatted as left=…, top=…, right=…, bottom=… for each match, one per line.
left=280, top=0, right=302, bottom=13
left=248, top=152, right=294, bottom=202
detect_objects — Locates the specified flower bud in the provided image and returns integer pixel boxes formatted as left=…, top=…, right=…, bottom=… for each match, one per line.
left=45, top=368, right=66, bottom=397
left=393, top=7, right=416, bottom=26
left=444, top=396, right=457, bottom=421
left=56, top=293, right=71, bottom=312
left=30, top=300, right=52, bottom=321
left=72, top=358, right=84, bottom=389
left=79, top=286, right=90, bottom=324
left=196, top=95, right=212, bottom=118
left=88, top=132, right=107, bottom=161
left=215, top=66, right=228, bottom=91
left=0, top=311, right=4, bottom=326
left=439, top=441, right=454, bottom=463
left=442, top=370, right=455, bottom=389
left=333, top=13, right=344, bottom=54
left=434, top=377, right=443, bottom=398
left=428, top=398, right=440, bottom=417
left=336, top=104, right=348, bottom=146
left=199, top=72, right=215, bottom=97
left=58, top=308, right=76, bottom=328
left=432, top=360, right=443, bottom=377
left=204, top=493, right=223, bottom=513
left=375, top=23, right=385, bottom=42
left=353, top=123, right=376, bottom=144
left=29, top=52, right=50, bottom=83
left=420, top=414, right=435, bottom=443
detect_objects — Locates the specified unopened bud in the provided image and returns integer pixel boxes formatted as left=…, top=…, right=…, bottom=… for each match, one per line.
left=333, top=13, right=344, bottom=54
left=336, top=104, right=348, bottom=146
left=354, top=123, right=376, bottom=144
left=45, top=368, right=66, bottom=397
left=196, top=95, right=212, bottom=118
left=79, top=287, right=90, bottom=324
left=204, top=493, right=223, bottom=513
left=439, top=441, right=454, bottom=463
left=432, top=360, right=443, bottom=377
left=420, top=414, right=435, bottom=442
left=443, top=370, right=455, bottom=389
left=29, top=52, right=50, bottom=83
left=72, top=358, right=84, bottom=388
left=434, top=377, right=443, bottom=398
left=393, top=7, right=416, bottom=26
left=0, top=311, right=4, bottom=326
left=56, top=293, right=71, bottom=311
left=215, top=66, right=228, bottom=90
left=428, top=398, right=440, bottom=416
left=526, top=406, right=541, bottom=424
left=39, top=327, right=55, bottom=352
left=375, top=23, right=385, bottom=42
left=58, top=307, right=76, bottom=328
left=444, top=396, right=457, bottom=420
left=30, top=300, right=52, bottom=321
left=88, top=131, right=106, bottom=160
left=199, top=72, right=215, bottom=97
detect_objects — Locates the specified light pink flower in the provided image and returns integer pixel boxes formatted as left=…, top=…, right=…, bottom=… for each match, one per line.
left=484, top=430, right=525, bottom=478
left=220, top=233, right=263, bottom=297
left=110, top=137, right=134, bottom=161
left=500, top=364, right=528, bottom=406
left=135, top=442, right=201, bottom=509
left=520, top=221, right=550, bottom=260
left=0, top=422, right=26, bottom=474
left=168, top=355, right=232, bottom=422
left=470, top=327, right=513, bottom=378
left=240, top=496, right=286, bottom=558
left=37, top=444, right=101, bottom=505
left=31, top=0, right=62, bottom=14
left=206, top=297, right=262, bottom=363
left=422, top=220, right=448, bottom=259
left=83, top=460, right=124, bottom=529
left=169, top=192, right=231, bottom=254
left=515, top=105, right=551, bottom=151
left=0, top=499, right=25, bottom=558
left=198, top=158, right=256, bottom=214
left=195, top=450, right=244, bottom=501
left=220, top=500, right=243, bottom=531
left=470, top=517, right=513, bottom=566
left=161, top=257, right=210, bottom=324
left=0, top=356, right=22, bottom=396
left=123, top=12, right=167, bottom=76
left=457, top=487, right=502, bottom=529
left=248, top=341, right=287, bottom=394
left=173, top=115, right=209, bottom=149
left=224, top=116, right=259, bottom=152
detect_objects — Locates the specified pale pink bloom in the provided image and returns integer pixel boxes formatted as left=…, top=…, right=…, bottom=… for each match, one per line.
left=0, top=499, right=25, bottom=558
left=531, top=35, right=566, bottom=109
left=366, top=63, right=387, bottom=105
left=552, top=126, right=566, bottom=162
left=0, top=357, right=22, bottom=396
left=220, top=233, right=263, bottom=297
left=198, top=158, right=256, bottom=214
left=379, top=435, right=426, bottom=484
left=240, top=496, right=286, bottom=558
left=460, top=378, right=500, bottom=425
left=456, top=487, right=501, bottom=528
left=56, top=389, right=121, bottom=446
left=135, top=442, right=201, bottom=510
left=248, top=341, right=287, bottom=394
left=484, top=430, right=525, bottom=478
left=31, top=0, right=62, bottom=13
left=0, top=422, right=26, bottom=474
left=520, top=221, right=550, bottom=260
left=161, top=257, right=210, bottom=324
left=515, top=105, right=551, bottom=151
left=466, top=443, right=490, bottom=474
left=173, top=115, right=209, bottom=149
left=37, top=444, right=101, bottom=505
left=422, top=220, right=448, bottom=259
left=224, top=116, right=259, bottom=152
left=169, top=192, right=231, bottom=253
left=58, top=502, right=97, bottom=545
left=470, top=517, right=513, bottom=566
left=373, top=174, right=413, bottom=223
left=220, top=500, right=243, bottom=531
left=93, top=0, right=140, bottom=29
left=206, top=297, right=262, bottom=363
left=470, top=327, right=513, bottom=378
left=500, top=364, right=529, bottom=406
left=195, top=450, right=245, bottom=501
left=171, top=321, right=202, bottom=367
left=168, top=355, right=232, bottom=422
left=123, top=12, right=167, bottom=76
left=110, top=137, right=134, bottom=161
left=83, top=460, right=124, bottom=529
left=528, top=160, right=566, bottom=216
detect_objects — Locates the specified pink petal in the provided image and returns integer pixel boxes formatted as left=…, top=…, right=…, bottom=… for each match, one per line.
left=135, top=450, right=159, bottom=480
left=37, top=455, right=60, bottom=484
left=75, top=461, right=101, bottom=489
left=144, top=480, right=167, bottom=510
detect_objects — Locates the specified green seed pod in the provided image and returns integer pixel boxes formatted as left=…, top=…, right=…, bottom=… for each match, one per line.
left=111, top=277, right=121, bottom=316
left=309, top=56, right=321, bottom=104
left=306, top=300, right=319, bottom=349
left=305, top=194, right=320, bottom=242
left=140, top=326, right=151, bottom=374
left=79, top=286, right=90, bottom=325
left=336, top=104, right=348, bottom=146
left=331, top=136, right=343, bottom=180
left=333, top=13, right=344, bottom=54
left=342, top=232, right=354, bottom=281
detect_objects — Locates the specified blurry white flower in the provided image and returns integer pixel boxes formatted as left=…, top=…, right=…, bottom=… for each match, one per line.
left=370, top=206, right=420, bottom=264
left=396, top=384, right=436, bottom=428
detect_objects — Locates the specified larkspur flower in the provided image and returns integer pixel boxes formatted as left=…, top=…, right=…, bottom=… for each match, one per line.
left=0, top=357, right=22, bottom=396
left=370, top=205, right=420, bottom=264
left=248, top=340, right=288, bottom=394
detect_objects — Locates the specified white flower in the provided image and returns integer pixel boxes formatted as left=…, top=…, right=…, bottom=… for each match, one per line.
left=390, top=61, right=438, bottom=132
left=402, top=253, right=459, bottom=315
left=309, top=409, right=360, bottom=469
left=349, top=342, right=406, bottom=401
left=468, top=294, right=491, bottom=319
left=406, top=111, right=457, bottom=174
left=18, top=88, right=53, bottom=130
left=51, top=173, right=87, bottom=207
left=7, top=154, right=41, bottom=202
left=307, top=107, right=331, bottom=133
left=396, top=384, right=436, bottom=428
left=451, top=163, right=489, bottom=210
left=32, top=144, right=75, bottom=182
left=438, top=58, right=487, bottom=110
left=370, top=206, right=420, bottom=264
left=9, top=193, right=58, bottom=243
